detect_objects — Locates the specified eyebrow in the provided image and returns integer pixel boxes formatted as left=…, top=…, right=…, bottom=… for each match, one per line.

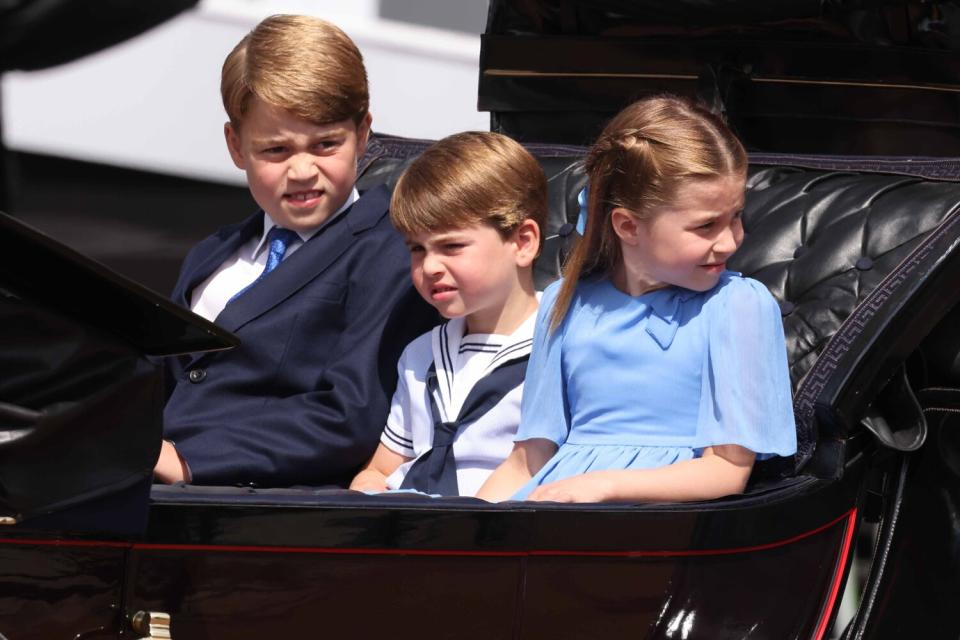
left=316, top=127, right=348, bottom=137
left=432, top=231, right=473, bottom=244
left=251, top=137, right=288, bottom=146
left=252, top=130, right=346, bottom=146
left=689, top=213, right=719, bottom=223
left=688, top=205, right=744, bottom=225
left=404, top=231, right=468, bottom=247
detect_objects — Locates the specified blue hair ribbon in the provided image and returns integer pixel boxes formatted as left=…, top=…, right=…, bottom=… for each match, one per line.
left=576, top=186, right=588, bottom=235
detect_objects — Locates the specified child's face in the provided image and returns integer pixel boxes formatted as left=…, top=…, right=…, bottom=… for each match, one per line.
left=225, top=98, right=370, bottom=232
left=405, top=222, right=536, bottom=334
left=618, top=174, right=745, bottom=293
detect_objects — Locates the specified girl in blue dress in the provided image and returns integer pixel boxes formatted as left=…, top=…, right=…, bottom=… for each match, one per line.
left=476, top=95, right=797, bottom=503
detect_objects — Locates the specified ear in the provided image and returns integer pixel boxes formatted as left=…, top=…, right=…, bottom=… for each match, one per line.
left=356, top=112, right=373, bottom=157
left=610, top=207, right=642, bottom=246
left=224, top=122, right=246, bottom=170
left=512, top=219, right=542, bottom=268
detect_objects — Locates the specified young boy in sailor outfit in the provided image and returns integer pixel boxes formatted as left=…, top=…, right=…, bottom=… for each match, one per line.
left=349, top=132, right=547, bottom=497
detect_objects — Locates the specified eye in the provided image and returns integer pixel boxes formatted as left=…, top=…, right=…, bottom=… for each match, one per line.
left=406, top=244, right=425, bottom=254
left=262, top=146, right=286, bottom=155
left=695, top=220, right=716, bottom=231
left=443, top=242, right=466, bottom=252
left=315, top=139, right=341, bottom=151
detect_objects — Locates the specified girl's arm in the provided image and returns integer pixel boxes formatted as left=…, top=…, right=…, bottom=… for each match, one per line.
left=526, top=444, right=755, bottom=503
left=476, top=438, right=557, bottom=502
left=349, top=443, right=412, bottom=492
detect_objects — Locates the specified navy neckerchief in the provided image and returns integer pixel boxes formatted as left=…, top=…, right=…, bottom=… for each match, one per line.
left=400, top=356, right=528, bottom=496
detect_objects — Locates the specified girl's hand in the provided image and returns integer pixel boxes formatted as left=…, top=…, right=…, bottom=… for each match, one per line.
left=526, top=445, right=755, bottom=503
left=476, top=438, right=557, bottom=502
left=527, top=471, right=616, bottom=503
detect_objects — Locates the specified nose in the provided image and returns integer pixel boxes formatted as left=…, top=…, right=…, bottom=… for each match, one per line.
left=287, top=154, right=319, bottom=181
left=713, top=222, right=742, bottom=256
left=421, top=251, right=444, bottom=277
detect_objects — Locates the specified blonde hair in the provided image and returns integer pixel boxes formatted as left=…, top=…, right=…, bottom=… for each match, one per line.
left=552, top=95, right=747, bottom=329
left=221, top=15, right=369, bottom=127
left=390, top=132, right=547, bottom=240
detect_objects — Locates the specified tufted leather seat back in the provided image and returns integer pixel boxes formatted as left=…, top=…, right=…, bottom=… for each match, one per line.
left=359, top=135, right=960, bottom=473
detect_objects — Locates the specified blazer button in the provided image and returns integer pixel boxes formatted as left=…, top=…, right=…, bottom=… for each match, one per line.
left=188, top=368, right=207, bottom=383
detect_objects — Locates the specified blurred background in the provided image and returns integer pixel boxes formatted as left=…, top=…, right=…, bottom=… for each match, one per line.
left=0, top=0, right=489, bottom=294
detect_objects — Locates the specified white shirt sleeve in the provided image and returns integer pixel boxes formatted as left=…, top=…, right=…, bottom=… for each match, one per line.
left=379, top=342, right=419, bottom=458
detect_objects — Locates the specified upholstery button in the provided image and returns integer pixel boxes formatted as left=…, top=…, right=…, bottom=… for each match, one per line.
left=779, top=300, right=795, bottom=316
left=855, top=256, right=873, bottom=271
left=188, top=368, right=206, bottom=383
left=557, top=222, right=575, bottom=238
left=793, top=246, right=807, bottom=258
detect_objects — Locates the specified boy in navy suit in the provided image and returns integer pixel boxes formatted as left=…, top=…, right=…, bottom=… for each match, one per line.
left=155, top=15, right=435, bottom=487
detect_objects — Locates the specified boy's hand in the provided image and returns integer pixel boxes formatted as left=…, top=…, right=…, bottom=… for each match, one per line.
left=350, top=471, right=387, bottom=492
left=348, top=471, right=389, bottom=493
left=349, top=443, right=411, bottom=493
left=154, top=440, right=191, bottom=484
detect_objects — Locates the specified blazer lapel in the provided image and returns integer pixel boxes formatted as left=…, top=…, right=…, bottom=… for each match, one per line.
left=214, top=186, right=391, bottom=335
left=172, top=212, right=263, bottom=308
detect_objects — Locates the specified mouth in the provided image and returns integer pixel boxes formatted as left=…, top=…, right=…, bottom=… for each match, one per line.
left=284, top=190, right=323, bottom=205
left=700, top=262, right=726, bottom=274
left=430, top=285, right=458, bottom=300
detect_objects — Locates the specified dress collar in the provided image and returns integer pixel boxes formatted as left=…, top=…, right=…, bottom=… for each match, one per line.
left=641, top=273, right=738, bottom=349
left=645, top=288, right=695, bottom=350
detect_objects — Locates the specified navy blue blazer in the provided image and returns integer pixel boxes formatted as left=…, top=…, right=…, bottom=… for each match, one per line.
left=163, top=185, right=437, bottom=487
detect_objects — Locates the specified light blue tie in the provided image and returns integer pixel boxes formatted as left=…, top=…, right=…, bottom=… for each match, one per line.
left=228, top=226, right=299, bottom=304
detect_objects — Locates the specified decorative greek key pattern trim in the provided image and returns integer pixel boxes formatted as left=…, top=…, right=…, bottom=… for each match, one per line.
left=793, top=208, right=960, bottom=467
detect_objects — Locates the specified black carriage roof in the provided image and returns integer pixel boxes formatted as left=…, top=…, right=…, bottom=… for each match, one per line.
left=480, top=0, right=960, bottom=155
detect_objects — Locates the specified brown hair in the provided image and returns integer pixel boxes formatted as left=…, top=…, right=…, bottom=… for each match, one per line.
left=221, top=15, right=369, bottom=127
left=390, top=132, right=547, bottom=241
left=551, top=95, right=747, bottom=328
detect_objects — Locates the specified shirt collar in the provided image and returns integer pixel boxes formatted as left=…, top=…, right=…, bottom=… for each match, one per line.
left=251, top=187, right=360, bottom=259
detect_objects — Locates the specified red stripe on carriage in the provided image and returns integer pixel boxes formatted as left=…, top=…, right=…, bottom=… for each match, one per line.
left=813, top=508, right=858, bottom=640
left=0, top=508, right=856, bottom=558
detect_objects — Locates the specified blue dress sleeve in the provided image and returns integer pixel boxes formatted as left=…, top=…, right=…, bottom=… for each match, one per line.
left=515, top=281, right=572, bottom=446
left=695, top=277, right=797, bottom=458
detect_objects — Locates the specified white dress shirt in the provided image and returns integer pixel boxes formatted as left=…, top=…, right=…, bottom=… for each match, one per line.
left=190, top=188, right=359, bottom=322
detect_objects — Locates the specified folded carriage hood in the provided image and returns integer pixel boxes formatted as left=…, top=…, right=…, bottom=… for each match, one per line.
left=0, top=212, right=237, bottom=358
left=0, top=212, right=236, bottom=522
left=481, top=0, right=960, bottom=155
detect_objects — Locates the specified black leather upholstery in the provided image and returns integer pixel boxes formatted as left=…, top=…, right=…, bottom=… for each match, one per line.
left=359, top=134, right=960, bottom=474
left=736, top=169, right=960, bottom=383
